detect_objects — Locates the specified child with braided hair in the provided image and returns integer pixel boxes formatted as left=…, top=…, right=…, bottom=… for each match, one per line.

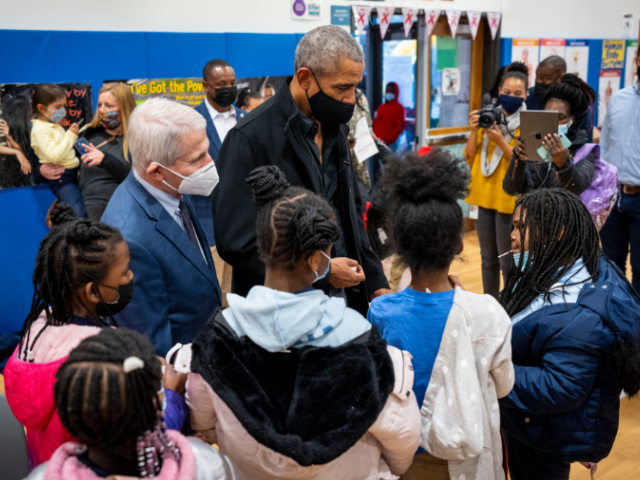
left=368, top=151, right=514, bottom=480
left=499, top=189, right=640, bottom=479
left=3, top=202, right=134, bottom=467
left=25, top=328, right=243, bottom=479
left=185, top=165, right=420, bottom=479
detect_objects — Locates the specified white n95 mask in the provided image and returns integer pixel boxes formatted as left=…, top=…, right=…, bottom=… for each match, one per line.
left=152, top=161, right=219, bottom=196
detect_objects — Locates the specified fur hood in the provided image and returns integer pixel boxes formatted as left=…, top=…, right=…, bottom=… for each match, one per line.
left=190, top=309, right=395, bottom=467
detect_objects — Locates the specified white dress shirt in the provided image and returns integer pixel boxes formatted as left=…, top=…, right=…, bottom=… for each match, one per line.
left=205, top=98, right=237, bottom=143
left=133, top=169, right=207, bottom=263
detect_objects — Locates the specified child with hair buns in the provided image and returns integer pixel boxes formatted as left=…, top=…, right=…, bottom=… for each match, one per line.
left=368, top=151, right=514, bottom=480
left=185, top=165, right=421, bottom=480
left=25, top=328, right=243, bottom=479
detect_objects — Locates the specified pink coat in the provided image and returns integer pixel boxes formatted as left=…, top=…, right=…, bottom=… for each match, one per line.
left=186, top=346, right=421, bottom=480
left=3, top=317, right=101, bottom=468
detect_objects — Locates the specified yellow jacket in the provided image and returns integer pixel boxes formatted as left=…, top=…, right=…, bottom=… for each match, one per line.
left=30, top=119, right=79, bottom=169
left=465, top=129, right=517, bottom=215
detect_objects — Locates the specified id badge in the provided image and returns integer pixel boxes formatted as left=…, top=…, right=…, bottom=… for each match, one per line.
left=469, top=205, right=479, bottom=220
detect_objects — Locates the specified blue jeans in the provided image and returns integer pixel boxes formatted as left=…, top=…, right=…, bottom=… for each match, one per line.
left=600, top=191, right=640, bottom=292
left=47, top=167, right=86, bottom=218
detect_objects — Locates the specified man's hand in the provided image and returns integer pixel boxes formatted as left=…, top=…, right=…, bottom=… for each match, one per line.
left=370, top=288, right=392, bottom=300
left=40, top=163, right=65, bottom=180
left=329, top=257, right=366, bottom=289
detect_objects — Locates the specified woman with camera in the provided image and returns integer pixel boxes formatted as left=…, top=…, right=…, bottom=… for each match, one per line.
left=503, top=74, right=596, bottom=196
left=464, top=62, right=529, bottom=298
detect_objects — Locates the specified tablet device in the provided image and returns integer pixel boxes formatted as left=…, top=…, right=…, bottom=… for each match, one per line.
left=520, top=111, right=559, bottom=162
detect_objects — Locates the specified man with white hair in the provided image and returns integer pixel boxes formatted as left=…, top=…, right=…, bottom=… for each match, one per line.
left=101, top=97, right=221, bottom=355
left=213, top=25, right=390, bottom=315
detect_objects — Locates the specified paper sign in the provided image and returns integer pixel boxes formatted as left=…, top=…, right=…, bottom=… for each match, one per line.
left=512, top=39, right=539, bottom=87
left=467, top=11, right=482, bottom=40
left=625, top=40, right=639, bottom=87
left=353, top=117, right=379, bottom=163
left=598, top=70, right=621, bottom=126
left=378, top=6, right=393, bottom=40
left=442, top=68, right=461, bottom=96
left=291, top=0, right=322, bottom=20
left=446, top=10, right=461, bottom=38
left=601, top=40, right=626, bottom=70
left=565, top=40, right=590, bottom=80
left=540, top=39, right=566, bottom=61
left=469, top=205, right=479, bottom=220
left=352, top=5, right=371, bottom=36
left=401, top=7, right=417, bottom=38
left=424, top=9, right=440, bottom=38
left=486, top=12, right=501, bottom=40
left=330, top=5, right=350, bottom=27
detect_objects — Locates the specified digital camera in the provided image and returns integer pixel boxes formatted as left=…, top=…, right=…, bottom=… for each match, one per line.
left=478, top=105, right=504, bottom=129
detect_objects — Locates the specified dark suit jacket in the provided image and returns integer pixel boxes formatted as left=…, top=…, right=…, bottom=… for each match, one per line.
left=212, top=85, right=388, bottom=315
left=101, top=173, right=221, bottom=355
left=191, top=101, right=246, bottom=246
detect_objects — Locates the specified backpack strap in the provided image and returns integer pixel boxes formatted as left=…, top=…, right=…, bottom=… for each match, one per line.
left=573, top=143, right=600, bottom=164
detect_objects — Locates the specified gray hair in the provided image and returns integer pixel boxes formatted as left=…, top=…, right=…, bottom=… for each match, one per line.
left=294, top=25, right=364, bottom=79
left=128, top=97, right=207, bottom=172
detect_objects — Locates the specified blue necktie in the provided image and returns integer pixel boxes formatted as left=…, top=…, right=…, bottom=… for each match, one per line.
left=178, top=198, right=199, bottom=249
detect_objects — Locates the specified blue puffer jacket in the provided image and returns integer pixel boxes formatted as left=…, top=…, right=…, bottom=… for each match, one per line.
left=500, top=257, right=640, bottom=463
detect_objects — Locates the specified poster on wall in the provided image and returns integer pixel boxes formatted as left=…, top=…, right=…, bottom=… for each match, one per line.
left=601, top=40, right=625, bottom=70
left=0, top=83, right=93, bottom=189
left=291, top=0, right=322, bottom=20
left=565, top=40, right=590, bottom=80
left=442, top=68, right=460, bottom=96
left=625, top=40, right=639, bottom=87
left=540, top=39, right=565, bottom=61
left=126, top=76, right=291, bottom=108
left=598, top=70, right=621, bottom=126
left=512, top=39, right=539, bottom=88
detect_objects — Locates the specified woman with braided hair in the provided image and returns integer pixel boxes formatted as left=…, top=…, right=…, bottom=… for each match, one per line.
left=185, top=165, right=420, bottom=479
left=25, top=328, right=243, bottom=479
left=504, top=74, right=597, bottom=195
left=3, top=202, right=134, bottom=467
left=499, top=189, right=640, bottom=480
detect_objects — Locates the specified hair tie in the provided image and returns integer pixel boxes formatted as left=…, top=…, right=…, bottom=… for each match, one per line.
left=123, top=356, right=144, bottom=373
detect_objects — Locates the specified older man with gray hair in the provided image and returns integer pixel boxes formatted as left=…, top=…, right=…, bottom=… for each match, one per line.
left=213, top=25, right=390, bottom=315
left=102, top=97, right=221, bottom=355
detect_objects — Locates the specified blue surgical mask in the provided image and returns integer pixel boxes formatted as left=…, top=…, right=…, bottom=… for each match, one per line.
left=558, top=118, right=572, bottom=136
left=513, top=251, right=530, bottom=271
left=499, top=94, right=524, bottom=115
left=385, top=92, right=396, bottom=102
left=310, top=251, right=331, bottom=284
left=46, top=107, right=66, bottom=124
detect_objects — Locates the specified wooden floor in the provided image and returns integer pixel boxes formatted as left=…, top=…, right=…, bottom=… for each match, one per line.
left=383, top=230, right=640, bottom=479
left=2, top=230, right=639, bottom=477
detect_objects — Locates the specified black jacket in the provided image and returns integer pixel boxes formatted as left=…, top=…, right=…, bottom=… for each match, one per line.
left=503, top=129, right=595, bottom=196
left=79, top=126, right=131, bottom=220
left=212, top=85, right=389, bottom=315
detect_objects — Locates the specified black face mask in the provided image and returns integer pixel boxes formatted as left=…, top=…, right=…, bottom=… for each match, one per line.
left=213, top=86, right=238, bottom=108
left=534, top=82, right=550, bottom=98
left=305, top=71, right=356, bottom=127
left=95, top=280, right=133, bottom=317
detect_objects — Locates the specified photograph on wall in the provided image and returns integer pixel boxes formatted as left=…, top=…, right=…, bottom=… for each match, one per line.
left=565, top=40, right=590, bottom=80
left=512, top=39, right=539, bottom=88
left=540, top=39, right=566, bottom=62
left=625, top=40, right=639, bottom=87
left=598, top=70, right=621, bottom=126
left=0, top=83, right=93, bottom=190
left=601, top=39, right=626, bottom=70
left=442, top=68, right=461, bottom=96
